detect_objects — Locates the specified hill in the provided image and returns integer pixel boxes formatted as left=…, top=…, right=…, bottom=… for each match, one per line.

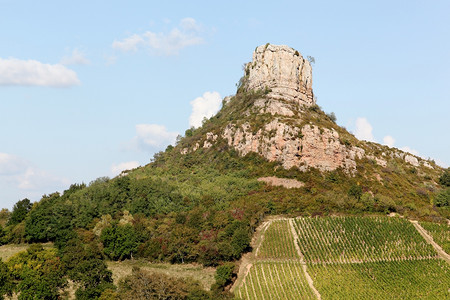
left=0, top=44, right=449, bottom=299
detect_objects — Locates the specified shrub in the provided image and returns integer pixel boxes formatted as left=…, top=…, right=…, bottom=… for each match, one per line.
left=439, top=168, right=450, bottom=187
left=348, top=184, right=362, bottom=200
left=0, top=259, right=13, bottom=300
left=433, top=188, right=449, bottom=207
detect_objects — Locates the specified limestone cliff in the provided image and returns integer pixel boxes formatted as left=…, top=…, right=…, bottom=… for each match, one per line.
left=181, top=44, right=435, bottom=174
left=244, top=44, right=314, bottom=107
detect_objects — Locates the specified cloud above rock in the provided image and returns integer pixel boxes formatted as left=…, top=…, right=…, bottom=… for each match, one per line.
left=189, top=91, right=222, bottom=128
left=354, top=117, right=375, bottom=142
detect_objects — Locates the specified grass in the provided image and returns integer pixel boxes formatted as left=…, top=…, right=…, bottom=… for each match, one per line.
left=0, top=242, right=54, bottom=261
left=106, top=259, right=216, bottom=291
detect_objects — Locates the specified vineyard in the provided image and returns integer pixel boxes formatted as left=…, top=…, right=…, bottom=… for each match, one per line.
left=419, top=221, right=450, bottom=253
left=308, top=259, right=450, bottom=299
left=236, top=262, right=316, bottom=300
left=293, top=216, right=436, bottom=263
left=234, top=216, right=450, bottom=300
left=256, top=220, right=299, bottom=259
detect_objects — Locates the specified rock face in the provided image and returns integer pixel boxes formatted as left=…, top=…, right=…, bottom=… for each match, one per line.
left=181, top=44, right=434, bottom=174
left=245, top=44, right=314, bottom=107
left=222, top=119, right=359, bottom=172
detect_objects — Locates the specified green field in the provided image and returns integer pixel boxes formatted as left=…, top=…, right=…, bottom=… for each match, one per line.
left=293, top=216, right=436, bottom=263
left=236, top=261, right=315, bottom=300
left=256, top=220, right=299, bottom=259
left=308, top=259, right=450, bottom=299
left=235, top=216, right=449, bottom=300
left=420, top=221, right=450, bottom=253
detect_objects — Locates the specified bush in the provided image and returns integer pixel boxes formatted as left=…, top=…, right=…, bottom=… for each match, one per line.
left=118, top=267, right=207, bottom=299
left=439, top=168, right=450, bottom=187
left=433, top=188, right=449, bottom=207
left=214, top=263, right=235, bottom=289
left=0, top=259, right=13, bottom=300
left=348, top=184, right=362, bottom=200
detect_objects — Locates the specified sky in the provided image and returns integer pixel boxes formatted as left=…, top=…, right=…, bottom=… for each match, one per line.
left=1, top=0, right=449, bottom=210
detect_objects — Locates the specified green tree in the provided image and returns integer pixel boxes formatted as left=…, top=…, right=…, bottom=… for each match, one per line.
left=101, top=223, right=138, bottom=260
left=7, top=244, right=66, bottom=300
left=61, top=237, right=114, bottom=300
left=7, top=198, right=32, bottom=226
left=213, top=263, right=235, bottom=289
left=439, top=168, right=450, bottom=187
left=0, top=259, right=14, bottom=300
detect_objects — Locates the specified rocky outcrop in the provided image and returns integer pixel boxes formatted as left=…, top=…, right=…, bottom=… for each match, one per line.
left=222, top=119, right=358, bottom=172
left=179, top=44, right=437, bottom=174
left=245, top=44, right=314, bottom=107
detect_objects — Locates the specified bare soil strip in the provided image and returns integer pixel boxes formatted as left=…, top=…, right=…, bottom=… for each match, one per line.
left=410, top=220, right=450, bottom=264
left=289, top=219, right=322, bottom=300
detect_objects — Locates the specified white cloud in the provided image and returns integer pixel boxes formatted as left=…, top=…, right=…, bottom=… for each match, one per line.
left=0, top=152, right=69, bottom=191
left=383, top=135, right=395, bottom=147
left=354, top=117, right=375, bottom=142
left=0, top=57, right=80, bottom=87
left=189, top=91, right=222, bottom=128
left=400, top=146, right=419, bottom=156
left=112, top=18, right=204, bottom=56
left=111, top=161, right=140, bottom=176
left=16, top=167, right=70, bottom=190
left=60, top=49, right=90, bottom=65
left=131, top=124, right=179, bottom=151
left=112, top=34, right=144, bottom=52
left=0, top=153, right=28, bottom=175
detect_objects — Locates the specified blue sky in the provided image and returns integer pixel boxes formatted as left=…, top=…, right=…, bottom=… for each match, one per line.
left=1, top=0, right=449, bottom=210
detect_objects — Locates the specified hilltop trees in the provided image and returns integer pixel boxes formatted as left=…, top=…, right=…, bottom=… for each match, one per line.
left=7, top=198, right=32, bottom=226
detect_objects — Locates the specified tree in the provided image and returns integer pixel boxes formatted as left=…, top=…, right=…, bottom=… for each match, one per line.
left=101, top=223, right=138, bottom=260
left=439, top=168, right=450, bottom=187
left=7, top=244, right=66, bottom=299
left=7, top=198, right=32, bottom=226
left=61, top=237, right=114, bottom=299
left=0, top=259, right=13, bottom=300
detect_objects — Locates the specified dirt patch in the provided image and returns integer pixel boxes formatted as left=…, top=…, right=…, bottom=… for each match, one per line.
left=0, top=243, right=54, bottom=262
left=107, top=260, right=216, bottom=291
left=258, top=176, right=304, bottom=189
